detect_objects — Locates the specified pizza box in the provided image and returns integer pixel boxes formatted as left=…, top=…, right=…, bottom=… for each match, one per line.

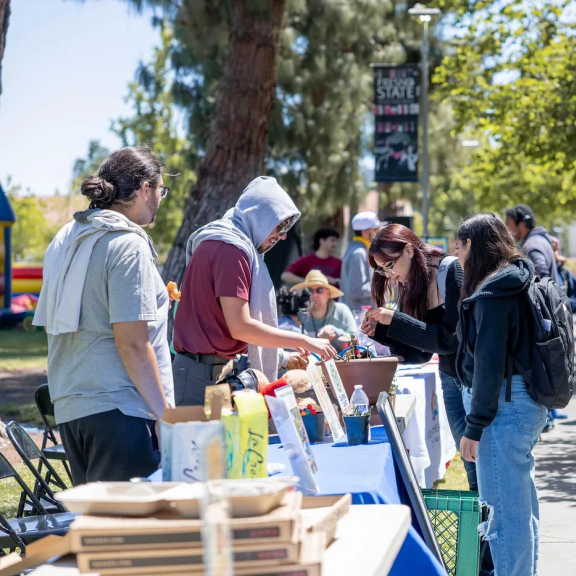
left=68, top=491, right=302, bottom=552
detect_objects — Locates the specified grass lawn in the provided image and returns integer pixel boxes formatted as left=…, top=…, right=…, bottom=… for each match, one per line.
left=0, top=462, right=71, bottom=518
left=0, top=329, right=48, bottom=371
left=435, top=453, right=470, bottom=491
left=0, top=403, right=52, bottom=428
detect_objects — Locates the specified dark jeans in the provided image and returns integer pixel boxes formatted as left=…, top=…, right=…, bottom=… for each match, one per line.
left=172, top=352, right=229, bottom=406
left=59, top=409, right=159, bottom=486
left=439, top=370, right=478, bottom=491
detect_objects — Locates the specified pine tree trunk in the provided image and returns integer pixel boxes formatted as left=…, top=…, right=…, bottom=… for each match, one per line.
left=162, top=0, right=286, bottom=283
left=0, top=0, right=10, bottom=98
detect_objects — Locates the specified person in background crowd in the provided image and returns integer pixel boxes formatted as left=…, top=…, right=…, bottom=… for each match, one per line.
left=457, top=213, right=545, bottom=576
left=277, top=286, right=311, bottom=334
left=291, top=270, right=357, bottom=352
left=360, top=225, right=477, bottom=491
left=172, top=177, right=336, bottom=406
left=281, top=227, right=341, bottom=286
left=506, top=205, right=559, bottom=432
left=505, top=204, right=559, bottom=283
left=340, top=211, right=383, bottom=311
left=549, top=237, right=576, bottom=310
left=34, top=146, right=174, bottom=484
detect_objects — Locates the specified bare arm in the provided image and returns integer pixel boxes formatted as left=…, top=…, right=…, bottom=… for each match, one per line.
left=281, top=271, right=305, bottom=285
left=113, top=321, right=170, bottom=419
left=220, top=297, right=336, bottom=360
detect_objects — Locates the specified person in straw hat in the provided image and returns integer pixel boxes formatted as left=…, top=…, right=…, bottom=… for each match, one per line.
left=290, top=270, right=357, bottom=351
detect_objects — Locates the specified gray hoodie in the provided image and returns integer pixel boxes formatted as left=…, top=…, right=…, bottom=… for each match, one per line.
left=340, top=239, right=374, bottom=312
left=520, top=227, right=558, bottom=283
left=186, top=176, right=300, bottom=381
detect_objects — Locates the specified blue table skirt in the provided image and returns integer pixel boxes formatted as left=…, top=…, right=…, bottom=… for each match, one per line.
left=268, top=426, right=446, bottom=576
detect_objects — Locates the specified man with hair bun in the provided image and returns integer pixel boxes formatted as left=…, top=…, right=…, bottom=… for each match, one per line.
left=34, top=146, right=173, bottom=485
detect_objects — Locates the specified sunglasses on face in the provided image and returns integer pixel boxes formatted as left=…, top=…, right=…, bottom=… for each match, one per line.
left=276, top=216, right=297, bottom=237
left=310, top=287, right=326, bottom=295
left=375, top=255, right=401, bottom=277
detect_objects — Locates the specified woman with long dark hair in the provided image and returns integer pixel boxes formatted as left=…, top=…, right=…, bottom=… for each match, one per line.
left=360, top=224, right=478, bottom=491
left=456, top=213, right=546, bottom=576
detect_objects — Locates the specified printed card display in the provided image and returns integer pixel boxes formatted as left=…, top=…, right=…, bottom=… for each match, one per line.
left=322, top=359, right=351, bottom=414
left=273, top=385, right=318, bottom=474
left=306, top=365, right=345, bottom=442
left=266, top=393, right=319, bottom=495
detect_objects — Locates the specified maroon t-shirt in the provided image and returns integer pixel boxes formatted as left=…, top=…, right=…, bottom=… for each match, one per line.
left=173, top=241, right=251, bottom=358
left=286, top=254, right=342, bottom=281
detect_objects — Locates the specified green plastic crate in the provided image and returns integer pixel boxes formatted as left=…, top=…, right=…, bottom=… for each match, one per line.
left=422, top=489, right=481, bottom=576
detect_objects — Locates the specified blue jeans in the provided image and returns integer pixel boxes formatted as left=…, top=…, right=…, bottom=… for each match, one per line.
left=463, top=376, right=546, bottom=576
left=439, top=371, right=478, bottom=491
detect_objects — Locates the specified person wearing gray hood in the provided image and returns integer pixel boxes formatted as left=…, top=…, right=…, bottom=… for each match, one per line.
left=172, top=176, right=337, bottom=406
left=505, top=204, right=559, bottom=283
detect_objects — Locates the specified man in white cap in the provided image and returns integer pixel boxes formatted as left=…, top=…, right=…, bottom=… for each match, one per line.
left=340, top=211, right=382, bottom=312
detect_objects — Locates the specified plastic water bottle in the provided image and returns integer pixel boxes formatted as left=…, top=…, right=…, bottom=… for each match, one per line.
left=350, top=385, right=369, bottom=415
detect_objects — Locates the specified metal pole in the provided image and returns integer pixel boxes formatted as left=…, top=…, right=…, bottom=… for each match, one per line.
left=421, top=20, right=430, bottom=239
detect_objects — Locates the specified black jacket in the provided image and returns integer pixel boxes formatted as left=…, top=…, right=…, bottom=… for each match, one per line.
left=372, top=260, right=463, bottom=376
left=521, top=227, right=558, bottom=284
left=558, top=264, right=576, bottom=312
left=456, top=258, right=534, bottom=441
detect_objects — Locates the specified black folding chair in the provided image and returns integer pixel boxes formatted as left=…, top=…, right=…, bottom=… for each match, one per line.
left=5, top=422, right=68, bottom=517
left=0, top=452, right=75, bottom=555
left=35, top=384, right=72, bottom=484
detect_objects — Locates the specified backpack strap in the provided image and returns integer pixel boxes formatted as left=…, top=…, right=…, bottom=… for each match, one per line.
left=505, top=282, right=536, bottom=402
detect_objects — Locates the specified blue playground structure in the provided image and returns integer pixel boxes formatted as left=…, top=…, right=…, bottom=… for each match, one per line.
left=0, top=183, right=34, bottom=329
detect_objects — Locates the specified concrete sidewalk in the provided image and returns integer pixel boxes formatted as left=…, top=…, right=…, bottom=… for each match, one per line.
left=535, top=397, right=576, bottom=575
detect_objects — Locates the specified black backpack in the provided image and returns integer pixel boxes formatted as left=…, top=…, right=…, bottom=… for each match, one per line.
left=508, top=276, right=574, bottom=408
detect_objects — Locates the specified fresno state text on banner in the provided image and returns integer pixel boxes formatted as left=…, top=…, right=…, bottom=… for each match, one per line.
left=373, top=65, right=420, bottom=183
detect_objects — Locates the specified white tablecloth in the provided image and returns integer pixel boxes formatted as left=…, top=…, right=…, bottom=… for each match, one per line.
left=395, top=363, right=456, bottom=488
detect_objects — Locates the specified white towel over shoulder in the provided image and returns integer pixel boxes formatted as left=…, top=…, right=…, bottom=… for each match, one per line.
left=33, top=209, right=150, bottom=335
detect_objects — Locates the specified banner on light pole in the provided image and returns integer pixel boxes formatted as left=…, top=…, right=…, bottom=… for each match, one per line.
left=373, top=65, right=420, bottom=183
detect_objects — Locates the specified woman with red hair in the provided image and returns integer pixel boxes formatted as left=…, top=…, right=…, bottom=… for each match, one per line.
left=360, top=224, right=476, bottom=490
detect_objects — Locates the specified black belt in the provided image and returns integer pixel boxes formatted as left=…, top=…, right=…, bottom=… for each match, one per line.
left=180, top=351, right=229, bottom=365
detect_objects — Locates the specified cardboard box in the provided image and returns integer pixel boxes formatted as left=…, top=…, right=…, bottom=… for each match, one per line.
left=0, top=535, right=71, bottom=576
left=76, top=540, right=301, bottom=574
left=0, top=494, right=347, bottom=576
left=234, top=532, right=324, bottom=576
left=96, top=533, right=325, bottom=576
left=67, top=491, right=302, bottom=553
left=300, top=494, right=352, bottom=545
left=161, top=388, right=225, bottom=482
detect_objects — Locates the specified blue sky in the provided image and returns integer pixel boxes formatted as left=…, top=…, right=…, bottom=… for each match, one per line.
left=0, top=0, right=158, bottom=196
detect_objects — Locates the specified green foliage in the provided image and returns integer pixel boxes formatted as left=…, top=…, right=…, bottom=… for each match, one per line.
left=124, top=0, right=413, bottom=228
left=379, top=103, right=472, bottom=237
left=434, top=0, right=576, bottom=222
left=71, top=140, right=110, bottom=194
left=71, top=26, right=196, bottom=259
left=112, top=24, right=196, bottom=259
left=4, top=178, right=57, bottom=262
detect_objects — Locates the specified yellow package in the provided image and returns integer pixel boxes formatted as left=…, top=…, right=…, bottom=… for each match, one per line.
left=233, top=391, right=268, bottom=479
left=221, top=411, right=242, bottom=479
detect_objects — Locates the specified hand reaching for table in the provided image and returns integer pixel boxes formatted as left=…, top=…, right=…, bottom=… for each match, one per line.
left=361, top=316, right=376, bottom=337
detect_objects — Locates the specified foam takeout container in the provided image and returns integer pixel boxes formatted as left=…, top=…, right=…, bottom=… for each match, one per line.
left=56, top=476, right=299, bottom=518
